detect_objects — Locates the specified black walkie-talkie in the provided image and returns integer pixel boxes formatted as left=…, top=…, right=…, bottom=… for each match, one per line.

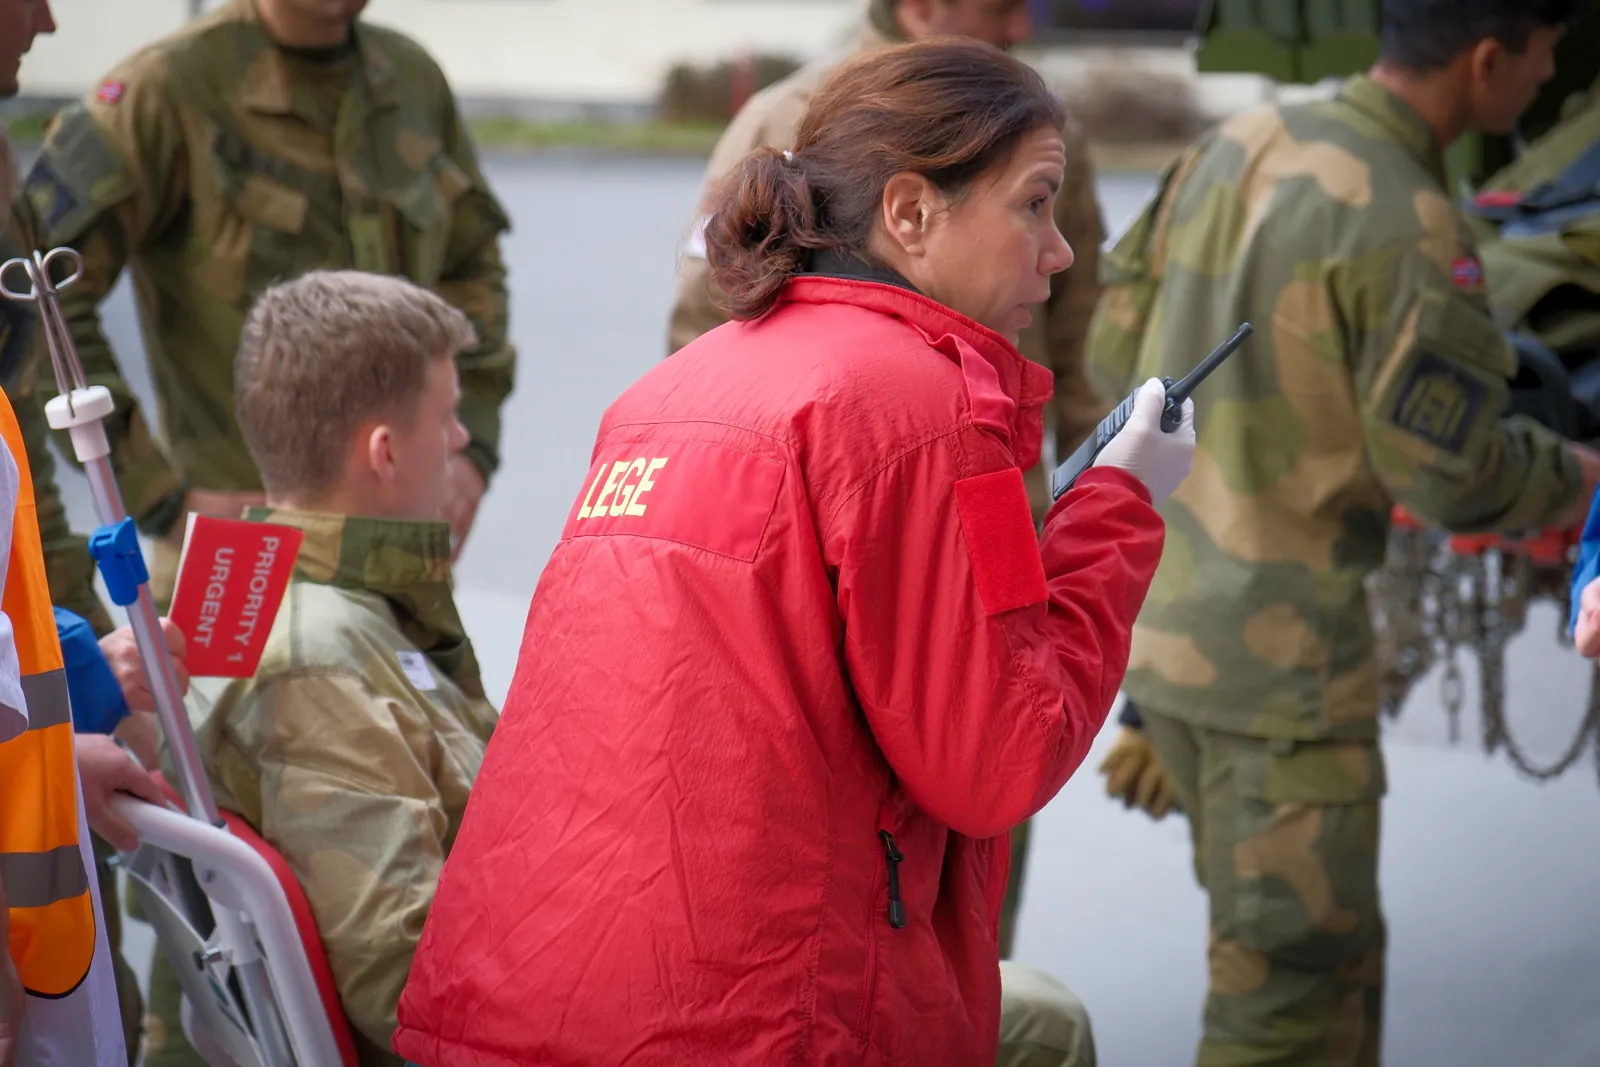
left=1050, top=322, right=1254, bottom=501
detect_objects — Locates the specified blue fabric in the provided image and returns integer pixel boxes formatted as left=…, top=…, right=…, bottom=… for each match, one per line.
left=54, top=607, right=129, bottom=734
left=1570, top=491, right=1600, bottom=637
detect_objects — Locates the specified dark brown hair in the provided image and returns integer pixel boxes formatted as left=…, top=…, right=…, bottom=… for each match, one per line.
left=703, top=37, right=1066, bottom=320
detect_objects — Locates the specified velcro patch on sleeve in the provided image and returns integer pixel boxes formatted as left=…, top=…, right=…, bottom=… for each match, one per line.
left=1385, top=350, right=1489, bottom=454
left=955, top=467, right=1048, bottom=616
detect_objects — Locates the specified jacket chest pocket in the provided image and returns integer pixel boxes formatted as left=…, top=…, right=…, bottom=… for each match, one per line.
left=201, top=129, right=317, bottom=306
left=382, top=153, right=472, bottom=286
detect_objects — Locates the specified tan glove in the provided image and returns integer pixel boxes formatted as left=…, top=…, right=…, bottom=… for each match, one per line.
left=1097, top=726, right=1179, bottom=820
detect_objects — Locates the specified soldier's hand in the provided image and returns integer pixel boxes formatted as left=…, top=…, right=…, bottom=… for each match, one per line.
left=442, top=453, right=487, bottom=561
left=101, top=618, right=189, bottom=715
left=76, top=733, right=165, bottom=853
left=1097, top=726, right=1179, bottom=820
left=1561, top=443, right=1600, bottom=530
left=1577, top=579, right=1600, bottom=658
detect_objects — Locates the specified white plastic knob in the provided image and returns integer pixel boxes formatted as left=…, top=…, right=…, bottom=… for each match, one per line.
left=44, top=387, right=114, bottom=463
left=44, top=386, right=115, bottom=429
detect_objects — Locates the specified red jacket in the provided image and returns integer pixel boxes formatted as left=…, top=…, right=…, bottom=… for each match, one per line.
left=394, top=274, right=1164, bottom=1067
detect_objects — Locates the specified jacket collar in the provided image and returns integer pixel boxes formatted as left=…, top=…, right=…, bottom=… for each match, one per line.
left=233, top=0, right=396, bottom=116
left=803, top=249, right=921, bottom=295
left=1339, top=74, right=1449, bottom=188
left=776, top=274, right=1054, bottom=470
left=244, top=507, right=485, bottom=700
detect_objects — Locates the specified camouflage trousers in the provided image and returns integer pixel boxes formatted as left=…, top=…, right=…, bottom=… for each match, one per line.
left=998, top=961, right=1097, bottom=1067
left=94, top=835, right=143, bottom=1066
left=1000, top=818, right=1031, bottom=959
left=1141, top=709, right=1386, bottom=1067
left=144, top=946, right=207, bottom=1067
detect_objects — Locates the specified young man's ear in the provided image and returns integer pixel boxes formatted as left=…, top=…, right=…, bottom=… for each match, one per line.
left=1465, top=36, right=1506, bottom=87
left=362, top=422, right=397, bottom=482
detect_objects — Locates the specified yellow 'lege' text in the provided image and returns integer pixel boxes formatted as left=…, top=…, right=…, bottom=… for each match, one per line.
left=578, top=458, right=669, bottom=520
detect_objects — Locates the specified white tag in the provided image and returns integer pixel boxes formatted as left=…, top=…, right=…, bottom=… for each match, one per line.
left=395, top=650, right=437, bottom=691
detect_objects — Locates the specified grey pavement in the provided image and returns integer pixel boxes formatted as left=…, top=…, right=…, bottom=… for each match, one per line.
left=40, top=154, right=1600, bottom=1067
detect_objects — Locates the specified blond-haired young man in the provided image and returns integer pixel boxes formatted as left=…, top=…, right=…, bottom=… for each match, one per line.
left=156, top=270, right=497, bottom=1067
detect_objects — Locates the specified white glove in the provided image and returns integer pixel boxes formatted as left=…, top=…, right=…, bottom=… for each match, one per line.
left=1092, top=378, right=1196, bottom=505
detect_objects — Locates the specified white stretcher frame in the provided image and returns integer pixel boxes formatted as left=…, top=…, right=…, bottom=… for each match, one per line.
left=111, top=796, right=348, bottom=1066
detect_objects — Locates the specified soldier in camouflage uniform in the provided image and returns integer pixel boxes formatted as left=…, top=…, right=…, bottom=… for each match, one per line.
left=1084, top=1, right=1600, bottom=1063
left=0, top=32, right=109, bottom=636
left=158, top=270, right=495, bottom=1066
left=22, top=0, right=515, bottom=606
left=1469, top=76, right=1600, bottom=358
left=668, top=0, right=1107, bottom=964
left=0, top=3, right=146, bottom=1061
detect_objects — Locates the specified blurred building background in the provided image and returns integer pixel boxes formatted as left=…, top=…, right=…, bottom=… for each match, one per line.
left=15, top=0, right=1279, bottom=133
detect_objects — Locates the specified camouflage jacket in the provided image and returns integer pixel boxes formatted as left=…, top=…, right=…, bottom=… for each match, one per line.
left=1087, top=75, right=1582, bottom=740
left=664, top=19, right=1109, bottom=520
left=0, top=129, right=111, bottom=633
left=184, top=509, right=495, bottom=1065
left=24, top=0, right=515, bottom=538
left=1470, top=85, right=1600, bottom=354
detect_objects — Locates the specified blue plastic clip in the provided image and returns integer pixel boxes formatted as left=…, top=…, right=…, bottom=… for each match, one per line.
left=88, top=517, right=149, bottom=607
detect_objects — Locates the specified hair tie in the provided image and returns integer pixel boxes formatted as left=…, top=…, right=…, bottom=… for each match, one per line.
left=782, top=150, right=795, bottom=164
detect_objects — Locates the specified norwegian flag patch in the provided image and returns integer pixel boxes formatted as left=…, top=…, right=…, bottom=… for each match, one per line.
left=1451, top=256, right=1484, bottom=290
left=96, top=80, right=125, bottom=105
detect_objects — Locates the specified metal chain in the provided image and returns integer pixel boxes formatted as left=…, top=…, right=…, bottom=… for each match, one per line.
left=1371, top=527, right=1600, bottom=786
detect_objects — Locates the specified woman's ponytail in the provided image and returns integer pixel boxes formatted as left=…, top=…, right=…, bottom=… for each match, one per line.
left=701, top=39, right=1065, bottom=326
left=703, top=148, right=821, bottom=321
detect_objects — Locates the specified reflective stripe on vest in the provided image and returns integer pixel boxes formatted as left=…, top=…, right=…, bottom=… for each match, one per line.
left=0, top=388, right=94, bottom=998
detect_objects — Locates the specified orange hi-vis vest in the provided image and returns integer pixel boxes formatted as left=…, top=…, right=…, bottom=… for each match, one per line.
left=0, top=387, right=95, bottom=997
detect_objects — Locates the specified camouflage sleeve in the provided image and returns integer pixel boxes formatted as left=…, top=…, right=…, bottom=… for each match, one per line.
left=1083, top=141, right=1207, bottom=406
left=1350, top=243, right=1582, bottom=531
left=1041, top=119, right=1109, bottom=453
left=250, top=669, right=450, bottom=1053
left=664, top=96, right=785, bottom=356
left=25, top=64, right=191, bottom=537
left=436, top=89, right=514, bottom=484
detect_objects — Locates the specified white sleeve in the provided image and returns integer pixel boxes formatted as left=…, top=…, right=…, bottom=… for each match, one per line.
left=0, top=438, right=26, bottom=744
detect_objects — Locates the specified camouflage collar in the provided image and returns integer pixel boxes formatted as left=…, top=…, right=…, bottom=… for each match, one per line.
left=232, top=0, right=397, bottom=114
left=243, top=507, right=485, bottom=700
left=1339, top=75, right=1449, bottom=187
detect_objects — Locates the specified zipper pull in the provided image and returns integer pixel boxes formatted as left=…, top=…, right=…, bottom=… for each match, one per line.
left=878, top=830, right=906, bottom=930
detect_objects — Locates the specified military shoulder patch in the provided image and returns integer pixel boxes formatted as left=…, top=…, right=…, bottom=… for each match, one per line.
left=1388, top=351, right=1488, bottom=454
left=24, top=160, right=80, bottom=233
left=95, top=80, right=125, bottom=106
left=1451, top=256, right=1484, bottom=291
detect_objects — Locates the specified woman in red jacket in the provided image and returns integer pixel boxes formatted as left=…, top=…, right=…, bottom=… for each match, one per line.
left=396, top=38, right=1192, bottom=1067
